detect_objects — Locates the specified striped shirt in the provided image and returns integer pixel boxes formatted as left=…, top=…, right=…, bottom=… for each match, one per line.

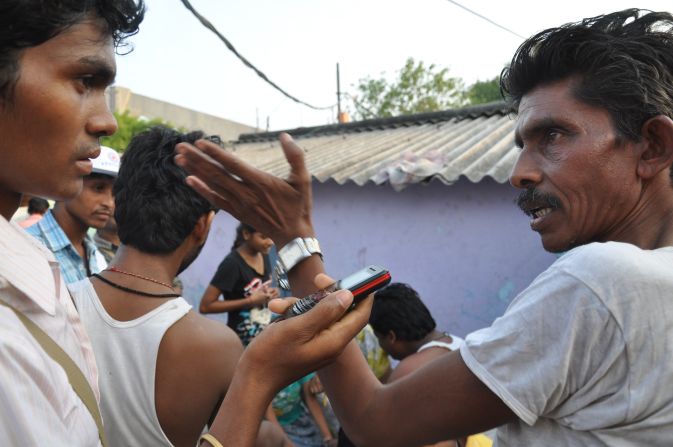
left=25, top=210, right=107, bottom=284
left=0, top=215, right=101, bottom=445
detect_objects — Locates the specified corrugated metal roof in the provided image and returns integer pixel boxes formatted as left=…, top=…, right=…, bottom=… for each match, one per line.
left=226, top=101, right=518, bottom=191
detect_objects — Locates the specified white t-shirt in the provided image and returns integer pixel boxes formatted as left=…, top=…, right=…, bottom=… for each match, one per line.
left=461, top=242, right=673, bottom=446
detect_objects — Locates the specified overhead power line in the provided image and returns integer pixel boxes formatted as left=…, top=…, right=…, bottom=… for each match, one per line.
left=445, top=0, right=525, bottom=40
left=179, top=0, right=335, bottom=110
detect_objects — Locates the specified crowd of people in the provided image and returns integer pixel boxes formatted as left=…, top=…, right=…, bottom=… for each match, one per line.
left=1, top=2, right=673, bottom=447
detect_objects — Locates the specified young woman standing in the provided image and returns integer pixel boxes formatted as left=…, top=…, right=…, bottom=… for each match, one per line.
left=200, top=223, right=279, bottom=345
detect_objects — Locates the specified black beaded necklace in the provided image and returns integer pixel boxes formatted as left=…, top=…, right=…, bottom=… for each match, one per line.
left=92, top=273, right=181, bottom=298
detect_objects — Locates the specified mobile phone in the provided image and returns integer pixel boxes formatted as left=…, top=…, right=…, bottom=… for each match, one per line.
left=276, top=265, right=391, bottom=320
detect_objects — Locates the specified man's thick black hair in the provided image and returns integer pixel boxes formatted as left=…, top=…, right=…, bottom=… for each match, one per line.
left=501, top=9, right=673, bottom=145
left=114, top=125, right=213, bottom=255
left=0, top=0, right=145, bottom=99
left=370, top=282, right=436, bottom=342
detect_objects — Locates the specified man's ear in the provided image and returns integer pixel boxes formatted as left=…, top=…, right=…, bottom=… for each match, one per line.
left=387, top=330, right=397, bottom=344
left=637, top=115, right=673, bottom=180
left=192, top=210, right=215, bottom=244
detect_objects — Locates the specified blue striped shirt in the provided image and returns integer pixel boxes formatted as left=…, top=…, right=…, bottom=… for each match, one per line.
left=25, top=210, right=107, bottom=284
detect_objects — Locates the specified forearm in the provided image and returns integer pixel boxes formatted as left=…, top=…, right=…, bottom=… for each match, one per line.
left=317, top=341, right=382, bottom=440
left=287, top=254, right=325, bottom=300
left=206, top=360, right=277, bottom=447
left=323, top=350, right=514, bottom=447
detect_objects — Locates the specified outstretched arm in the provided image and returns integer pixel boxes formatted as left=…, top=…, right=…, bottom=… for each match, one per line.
left=177, top=135, right=515, bottom=447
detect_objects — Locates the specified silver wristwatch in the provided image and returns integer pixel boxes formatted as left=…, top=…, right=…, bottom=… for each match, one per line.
left=276, top=237, right=322, bottom=275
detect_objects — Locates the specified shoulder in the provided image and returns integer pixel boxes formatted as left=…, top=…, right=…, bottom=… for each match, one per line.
left=165, top=311, right=243, bottom=360
left=548, top=242, right=672, bottom=291
left=556, top=241, right=644, bottom=268
left=216, top=251, right=242, bottom=272
left=389, top=350, right=448, bottom=382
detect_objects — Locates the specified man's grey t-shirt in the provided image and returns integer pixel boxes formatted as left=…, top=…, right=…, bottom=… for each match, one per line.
left=461, top=242, right=673, bottom=446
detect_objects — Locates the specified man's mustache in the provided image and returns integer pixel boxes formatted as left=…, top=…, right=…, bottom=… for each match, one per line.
left=516, top=188, right=562, bottom=213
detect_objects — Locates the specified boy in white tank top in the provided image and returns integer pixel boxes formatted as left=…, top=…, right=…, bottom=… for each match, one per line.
left=70, top=126, right=288, bottom=447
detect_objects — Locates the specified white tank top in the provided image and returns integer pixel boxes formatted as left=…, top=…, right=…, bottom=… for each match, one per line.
left=69, top=279, right=191, bottom=447
left=417, top=333, right=464, bottom=352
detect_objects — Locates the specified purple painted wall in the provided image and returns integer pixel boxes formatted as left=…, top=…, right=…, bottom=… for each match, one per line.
left=180, top=178, right=557, bottom=336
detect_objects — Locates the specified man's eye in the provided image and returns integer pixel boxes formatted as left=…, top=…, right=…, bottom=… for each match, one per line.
left=545, top=130, right=561, bottom=142
left=78, top=76, right=96, bottom=89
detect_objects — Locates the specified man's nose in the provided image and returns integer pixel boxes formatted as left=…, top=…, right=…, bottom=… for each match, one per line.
left=87, top=96, right=118, bottom=138
left=510, top=149, right=543, bottom=189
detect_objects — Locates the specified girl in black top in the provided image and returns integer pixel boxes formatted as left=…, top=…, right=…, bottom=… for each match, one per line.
left=199, top=223, right=279, bottom=345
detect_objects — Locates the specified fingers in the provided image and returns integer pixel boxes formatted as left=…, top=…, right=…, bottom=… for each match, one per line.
left=279, top=133, right=310, bottom=183
left=194, top=138, right=266, bottom=182
left=175, top=143, right=244, bottom=208
left=313, top=273, right=335, bottom=289
left=184, top=176, right=235, bottom=214
left=288, top=289, right=353, bottom=337
left=268, top=297, right=297, bottom=314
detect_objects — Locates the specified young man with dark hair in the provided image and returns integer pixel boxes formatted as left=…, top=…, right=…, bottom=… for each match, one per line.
left=69, top=125, right=288, bottom=447
left=17, top=196, right=49, bottom=228
left=0, top=1, right=144, bottom=444
left=174, top=9, right=673, bottom=447
left=27, top=146, right=120, bottom=283
left=369, top=282, right=463, bottom=380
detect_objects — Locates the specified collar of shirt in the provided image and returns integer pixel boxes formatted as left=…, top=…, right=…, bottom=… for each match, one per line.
left=31, top=210, right=71, bottom=252
left=26, top=209, right=105, bottom=284
left=0, top=216, right=58, bottom=315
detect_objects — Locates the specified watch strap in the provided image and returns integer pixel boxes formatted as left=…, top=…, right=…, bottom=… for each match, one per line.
left=277, top=237, right=322, bottom=273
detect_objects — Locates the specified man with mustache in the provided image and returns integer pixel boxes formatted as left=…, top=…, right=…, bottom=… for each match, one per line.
left=69, top=125, right=289, bottom=447
left=0, top=1, right=144, bottom=444
left=27, top=145, right=119, bottom=284
left=175, top=8, right=673, bottom=447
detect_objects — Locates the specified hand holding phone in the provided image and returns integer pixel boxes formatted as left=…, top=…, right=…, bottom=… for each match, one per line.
left=274, top=265, right=391, bottom=321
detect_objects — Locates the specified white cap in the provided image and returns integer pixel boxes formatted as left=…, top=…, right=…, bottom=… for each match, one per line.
left=91, top=146, right=121, bottom=177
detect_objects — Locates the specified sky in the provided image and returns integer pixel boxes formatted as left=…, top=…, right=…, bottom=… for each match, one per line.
left=115, top=0, right=672, bottom=131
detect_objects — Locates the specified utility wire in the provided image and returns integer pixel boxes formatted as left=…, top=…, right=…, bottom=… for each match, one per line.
left=179, top=0, right=335, bottom=110
left=445, top=0, right=525, bottom=40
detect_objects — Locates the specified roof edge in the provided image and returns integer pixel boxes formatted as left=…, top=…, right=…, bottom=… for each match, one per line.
left=237, top=101, right=511, bottom=143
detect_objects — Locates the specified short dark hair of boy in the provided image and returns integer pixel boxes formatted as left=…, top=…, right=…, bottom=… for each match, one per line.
left=113, top=125, right=213, bottom=255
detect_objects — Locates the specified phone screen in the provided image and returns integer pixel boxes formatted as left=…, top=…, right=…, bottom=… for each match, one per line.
left=338, top=266, right=382, bottom=290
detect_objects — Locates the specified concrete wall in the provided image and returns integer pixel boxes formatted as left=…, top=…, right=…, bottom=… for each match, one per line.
left=109, top=87, right=256, bottom=142
left=179, top=178, right=557, bottom=336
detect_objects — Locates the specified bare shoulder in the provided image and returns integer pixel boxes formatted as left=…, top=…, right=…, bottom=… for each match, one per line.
left=162, top=310, right=243, bottom=364
left=389, top=349, right=450, bottom=382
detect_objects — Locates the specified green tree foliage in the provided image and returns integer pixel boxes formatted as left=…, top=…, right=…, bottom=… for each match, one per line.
left=463, top=76, right=502, bottom=105
left=351, top=58, right=464, bottom=120
left=101, top=111, right=174, bottom=152
left=350, top=59, right=503, bottom=120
